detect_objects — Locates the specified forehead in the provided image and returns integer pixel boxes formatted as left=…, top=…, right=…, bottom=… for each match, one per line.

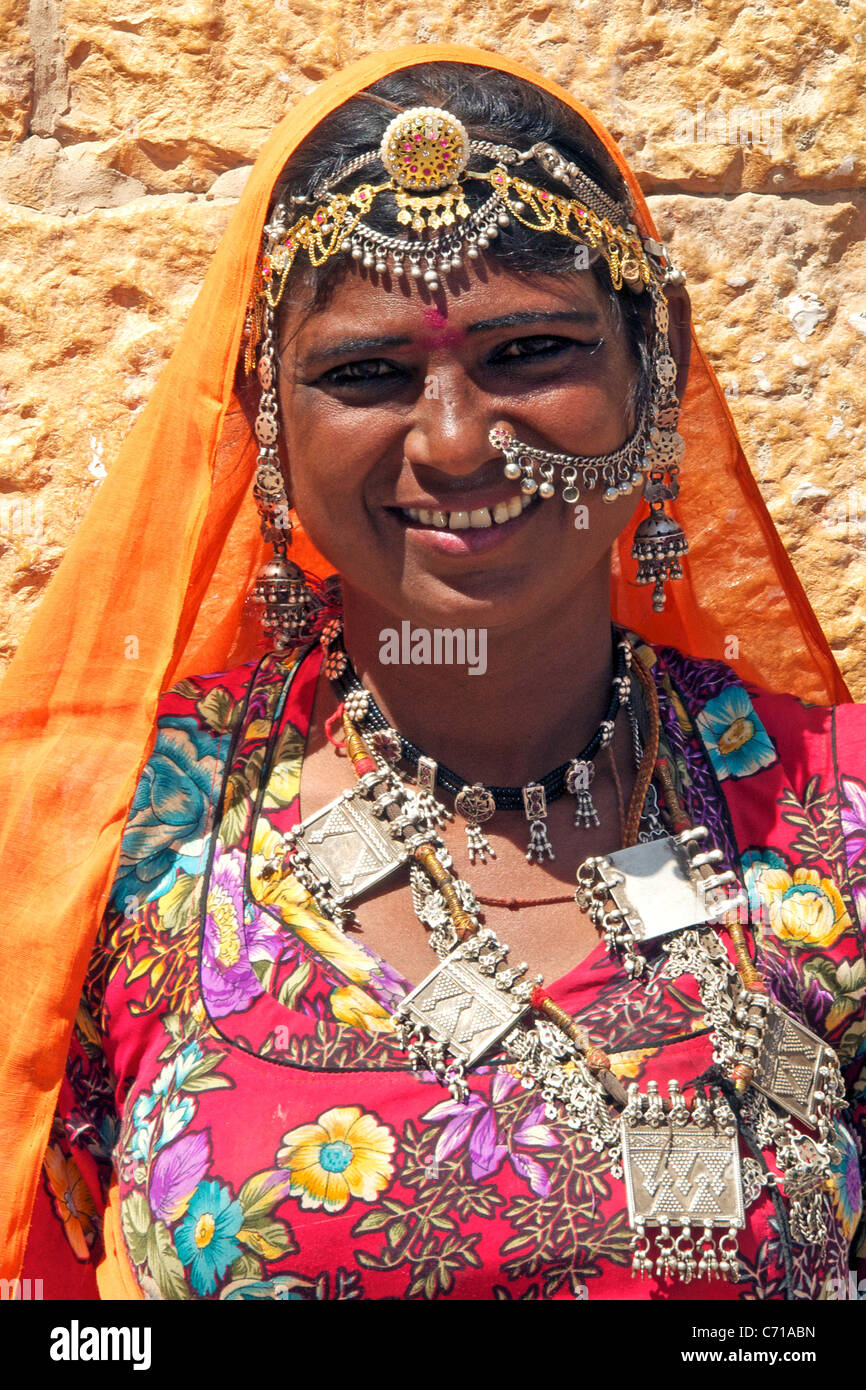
left=280, top=261, right=611, bottom=357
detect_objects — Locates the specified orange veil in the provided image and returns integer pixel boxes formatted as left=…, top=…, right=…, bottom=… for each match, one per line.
left=0, top=43, right=849, bottom=1283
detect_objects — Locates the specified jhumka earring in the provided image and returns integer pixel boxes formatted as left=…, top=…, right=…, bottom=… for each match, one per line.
left=488, top=271, right=688, bottom=614
left=250, top=303, right=339, bottom=647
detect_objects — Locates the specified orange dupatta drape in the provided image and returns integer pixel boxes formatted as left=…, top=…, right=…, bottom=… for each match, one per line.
left=0, top=42, right=849, bottom=1284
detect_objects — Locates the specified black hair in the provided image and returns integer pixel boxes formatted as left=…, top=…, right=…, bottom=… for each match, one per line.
left=271, top=62, right=651, bottom=420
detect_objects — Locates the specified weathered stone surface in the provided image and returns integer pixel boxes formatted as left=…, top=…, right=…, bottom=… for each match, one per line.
left=649, top=189, right=866, bottom=691
left=37, top=0, right=865, bottom=196
left=1, top=1, right=864, bottom=693
left=0, top=134, right=147, bottom=212
left=0, top=0, right=32, bottom=149
left=0, top=195, right=234, bottom=663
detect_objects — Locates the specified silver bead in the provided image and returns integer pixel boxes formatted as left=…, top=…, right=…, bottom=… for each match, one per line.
left=504, top=461, right=522, bottom=480
left=497, top=211, right=510, bottom=227
left=351, top=246, right=363, bottom=260
left=409, top=262, right=423, bottom=278
left=450, top=255, right=462, bottom=270
left=520, top=476, right=538, bottom=495
left=374, top=260, right=388, bottom=274
left=539, top=480, right=555, bottom=498
left=362, top=253, right=374, bottom=268
left=476, top=235, right=489, bottom=249
left=603, top=487, right=620, bottom=503
left=423, top=268, right=439, bottom=284
left=467, top=245, right=479, bottom=259
left=340, top=238, right=352, bottom=252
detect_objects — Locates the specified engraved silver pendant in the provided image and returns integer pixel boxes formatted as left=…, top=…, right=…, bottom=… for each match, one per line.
left=523, top=782, right=554, bottom=862
left=566, top=758, right=600, bottom=828
left=454, top=782, right=496, bottom=863
left=394, top=929, right=531, bottom=1087
left=752, top=1003, right=839, bottom=1130
left=286, top=784, right=411, bottom=922
left=622, top=1082, right=745, bottom=1283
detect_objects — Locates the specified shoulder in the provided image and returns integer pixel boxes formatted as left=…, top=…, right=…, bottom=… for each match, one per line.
left=109, top=656, right=272, bottom=914
left=626, top=630, right=865, bottom=795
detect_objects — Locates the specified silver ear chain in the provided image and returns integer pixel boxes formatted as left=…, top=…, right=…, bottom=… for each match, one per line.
left=488, top=282, right=689, bottom=612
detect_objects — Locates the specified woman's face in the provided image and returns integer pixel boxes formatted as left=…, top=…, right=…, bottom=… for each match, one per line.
left=276, top=257, right=647, bottom=633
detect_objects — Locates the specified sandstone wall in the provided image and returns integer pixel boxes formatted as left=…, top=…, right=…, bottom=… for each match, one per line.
left=1, top=1, right=864, bottom=693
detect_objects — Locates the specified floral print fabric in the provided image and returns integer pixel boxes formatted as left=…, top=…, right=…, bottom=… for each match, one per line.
left=22, top=637, right=866, bottom=1300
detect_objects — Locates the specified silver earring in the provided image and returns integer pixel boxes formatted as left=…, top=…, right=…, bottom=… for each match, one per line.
left=250, top=305, right=338, bottom=646
left=489, top=281, right=688, bottom=612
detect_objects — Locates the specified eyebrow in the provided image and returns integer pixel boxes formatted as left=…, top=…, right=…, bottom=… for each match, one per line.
left=298, top=310, right=603, bottom=365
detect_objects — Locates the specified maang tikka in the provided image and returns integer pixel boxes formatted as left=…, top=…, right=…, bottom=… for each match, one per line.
left=250, top=302, right=339, bottom=647
left=245, top=104, right=690, bottom=617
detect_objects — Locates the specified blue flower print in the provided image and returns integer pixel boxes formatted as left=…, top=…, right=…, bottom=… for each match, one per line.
left=111, top=715, right=222, bottom=910
left=696, top=686, right=778, bottom=781
left=175, top=1180, right=243, bottom=1296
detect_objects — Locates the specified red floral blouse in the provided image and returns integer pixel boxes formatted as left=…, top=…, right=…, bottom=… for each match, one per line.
left=22, top=636, right=866, bottom=1300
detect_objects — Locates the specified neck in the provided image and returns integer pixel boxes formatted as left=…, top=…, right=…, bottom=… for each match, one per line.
left=340, top=560, right=619, bottom=788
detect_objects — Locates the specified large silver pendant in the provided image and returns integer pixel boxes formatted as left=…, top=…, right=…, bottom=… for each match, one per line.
left=575, top=829, right=743, bottom=977
left=752, top=1003, right=838, bottom=1129
left=622, top=1084, right=745, bottom=1283
left=285, top=785, right=411, bottom=923
left=394, top=929, right=531, bottom=1091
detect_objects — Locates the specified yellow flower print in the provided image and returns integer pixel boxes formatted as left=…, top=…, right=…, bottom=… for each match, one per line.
left=330, top=983, right=395, bottom=1035
left=752, top=864, right=852, bottom=949
left=608, top=1048, right=657, bottom=1081
left=251, top=821, right=381, bottom=984
left=278, top=1105, right=396, bottom=1214
left=250, top=820, right=289, bottom=901
left=43, top=1144, right=98, bottom=1261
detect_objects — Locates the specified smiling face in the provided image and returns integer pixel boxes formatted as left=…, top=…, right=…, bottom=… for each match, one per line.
left=275, top=257, right=646, bottom=635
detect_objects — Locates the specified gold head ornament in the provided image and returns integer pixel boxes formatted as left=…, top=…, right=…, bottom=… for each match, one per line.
left=244, top=104, right=684, bottom=370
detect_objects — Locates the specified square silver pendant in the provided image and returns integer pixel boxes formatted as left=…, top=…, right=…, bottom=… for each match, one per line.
left=622, top=1119, right=745, bottom=1229
left=399, top=950, right=530, bottom=1068
left=598, top=837, right=711, bottom=943
left=290, top=788, right=409, bottom=907
left=752, top=1003, right=831, bottom=1128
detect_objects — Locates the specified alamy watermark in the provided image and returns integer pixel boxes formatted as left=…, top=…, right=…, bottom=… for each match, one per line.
left=49, top=1320, right=151, bottom=1370
left=671, top=103, right=784, bottom=159
left=0, top=496, right=43, bottom=542
left=0, top=1276, right=43, bottom=1299
left=379, top=621, right=487, bottom=676
left=821, top=488, right=866, bottom=542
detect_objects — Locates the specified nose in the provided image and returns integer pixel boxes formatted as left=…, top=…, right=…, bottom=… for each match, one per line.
left=401, top=368, right=498, bottom=479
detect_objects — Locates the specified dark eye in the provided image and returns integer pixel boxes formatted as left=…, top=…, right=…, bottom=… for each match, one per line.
left=491, top=335, right=604, bottom=363
left=319, top=359, right=407, bottom=387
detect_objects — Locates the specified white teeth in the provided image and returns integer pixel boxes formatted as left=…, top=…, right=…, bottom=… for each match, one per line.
left=403, top=494, right=534, bottom=529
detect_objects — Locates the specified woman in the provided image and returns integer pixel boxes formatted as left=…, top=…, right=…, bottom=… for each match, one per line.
left=1, top=44, right=864, bottom=1301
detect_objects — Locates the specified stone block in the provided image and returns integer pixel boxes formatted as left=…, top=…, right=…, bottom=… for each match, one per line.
left=649, top=188, right=866, bottom=691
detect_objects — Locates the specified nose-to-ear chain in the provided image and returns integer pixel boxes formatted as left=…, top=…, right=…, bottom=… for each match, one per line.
left=488, top=282, right=688, bottom=613
left=489, top=412, right=647, bottom=504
